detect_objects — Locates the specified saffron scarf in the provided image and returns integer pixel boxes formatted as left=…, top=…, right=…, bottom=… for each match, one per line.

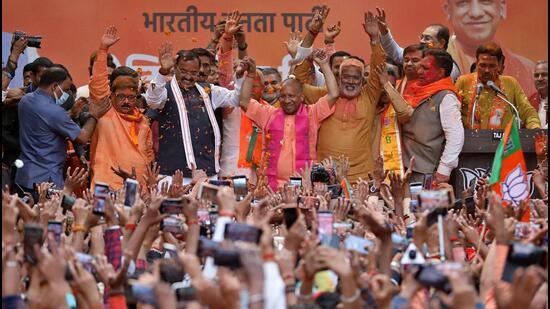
left=380, top=104, right=404, bottom=177
left=118, top=108, right=143, bottom=147
left=264, top=104, right=310, bottom=191
left=403, top=77, right=460, bottom=108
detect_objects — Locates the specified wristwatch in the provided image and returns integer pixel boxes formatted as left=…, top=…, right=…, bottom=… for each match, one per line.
left=370, top=184, right=380, bottom=193
left=238, top=42, right=248, bottom=51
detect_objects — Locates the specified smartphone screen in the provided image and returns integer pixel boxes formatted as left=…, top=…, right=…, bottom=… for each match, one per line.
left=131, top=283, right=156, bottom=305
left=161, top=215, right=184, bottom=235
left=198, top=183, right=219, bottom=204
left=418, top=190, right=448, bottom=211
left=160, top=198, right=183, bottom=215
left=124, top=179, right=139, bottom=207
left=409, top=183, right=423, bottom=213
left=47, top=221, right=62, bottom=247
left=93, top=182, right=110, bottom=215
left=213, top=248, right=241, bottom=268
left=159, top=261, right=185, bottom=284
left=426, top=207, right=448, bottom=227
left=175, top=287, right=197, bottom=302
left=232, top=176, right=248, bottom=201
left=344, top=235, right=374, bottom=254
left=317, top=211, right=333, bottom=238
left=75, top=252, right=95, bottom=273
left=327, top=184, right=342, bottom=199
left=198, top=236, right=219, bottom=258
left=208, top=179, right=231, bottom=187
left=224, top=223, right=263, bottom=244
left=283, top=207, right=298, bottom=229
left=289, top=177, right=302, bottom=187
left=422, top=173, right=433, bottom=190
left=464, top=196, right=476, bottom=216
left=24, top=224, right=44, bottom=265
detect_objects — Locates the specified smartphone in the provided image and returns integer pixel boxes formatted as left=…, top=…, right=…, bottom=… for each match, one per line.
left=160, top=198, right=183, bottom=215
left=422, top=173, right=433, bottom=190
left=289, top=177, right=302, bottom=187
left=327, top=184, right=342, bottom=199
left=406, top=225, right=415, bottom=239
left=415, top=264, right=452, bottom=294
left=61, top=194, right=76, bottom=213
left=464, top=196, right=476, bottom=216
left=93, top=182, right=110, bottom=216
left=273, top=236, right=285, bottom=251
left=409, top=183, right=423, bottom=213
left=197, top=209, right=210, bottom=224
left=75, top=252, right=95, bottom=273
left=208, top=179, right=231, bottom=187
left=426, top=207, right=448, bottom=227
left=232, top=176, right=248, bottom=201
left=161, top=215, right=184, bottom=235
left=47, top=221, right=62, bottom=247
left=175, top=286, right=197, bottom=302
left=124, top=179, right=139, bottom=207
left=224, top=223, right=263, bottom=244
left=502, top=243, right=547, bottom=282
left=197, top=183, right=219, bottom=204
left=283, top=207, right=299, bottom=229
left=392, top=233, right=409, bottom=252
left=213, top=248, right=241, bottom=268
left=198, top=236, right=219, bottom=258
left=159, top=260, right=185, bottom=284
left=130, top=283, right=156, bottom=305
left=317, top=211, right=334, bottom=238
left=344, top=235, right=374, bottom=255
left=321, top=234, right=340, bottom=249
left=418, top=190, right=448, bottom=211
left=24, top=224, right=44, bottom=265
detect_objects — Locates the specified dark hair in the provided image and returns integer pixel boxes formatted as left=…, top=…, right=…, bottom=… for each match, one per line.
left=387, top=65, right=399, bottom=79
left=190, top=48, right=215, bottom=63
left=476, top=42, right=504, bottom=63
left=88, top=51, right=115, bottom=76
left=403, top=44, right=427, bottom=58
left=38, top=67, right=69, bottom=87
left=30, top=57, right=54, bottom=74
left=109, top=66, right=138, bottom=85
left=259, top=67, right=282, bottom=80
left=428, top=24, right=450, bottom=50
left=329, top=51, right=352, bottom=67
left=23, top=63, right=33, bottom=73
left=536, top=60, right=548, bottom=66
left=423, top=49, right=454, bottom=77
left=51, top=64, right=72, bottom=80
left=470, top=62, right=477, bottom=73
left=175, top=50, right=202, bottom=66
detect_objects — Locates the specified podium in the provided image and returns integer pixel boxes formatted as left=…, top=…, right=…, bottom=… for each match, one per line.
left=451, top=129, right=544, bottom=198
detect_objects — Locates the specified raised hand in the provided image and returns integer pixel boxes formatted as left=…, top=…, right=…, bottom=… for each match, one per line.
left=370, top=155, right=389, bottom=188
left=283, top=31, right=302, bottom=59
left=213, top=20, right=226, bottom=40
left=375, top=7, right=389, bottom=35
left=324, top=21, right=341, bottom=43
left=373, top=63, right=389, bottom=85
left=100, top=25, right=120, bottom=49
left=224, top=10, right=242, bottom=36
left=158, top=41, right=175, bottom=72
left=307, top=5, right=330, bottom=34
left=241, top=56, right=256, bottom=74
left=111, top=166, right=136, bottom=182
left=362, top=11, right=380, bottom=39
left=312, top=49, right=329, bottom=66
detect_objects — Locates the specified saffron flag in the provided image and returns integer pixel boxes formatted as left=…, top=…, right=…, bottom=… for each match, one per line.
left=489, top=118, right=530, bottom=222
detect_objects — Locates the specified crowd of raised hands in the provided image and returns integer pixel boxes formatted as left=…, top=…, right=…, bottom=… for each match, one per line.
left=2, top=134, right=548, bottom=309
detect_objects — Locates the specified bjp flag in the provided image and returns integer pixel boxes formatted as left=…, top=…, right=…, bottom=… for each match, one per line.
left=489, top=118, right=530, bottom=222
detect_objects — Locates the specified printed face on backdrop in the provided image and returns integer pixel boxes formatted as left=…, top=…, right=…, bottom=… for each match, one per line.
left=403, top=50, right=423, bottom=80
left=279, top=80, right=304, bottom=115
left=339, top=65, right=363, bottom=98
left=261, top=73, right=282, bottom=104
left=112, top=88, right=138, bottom=114
left=417, top=55, right=444, bottom=86
left=175, top=59, right=200, bottom=90
left=444, top=0, right=506, bottom=47
left=476, top=53, right=500, bottom=84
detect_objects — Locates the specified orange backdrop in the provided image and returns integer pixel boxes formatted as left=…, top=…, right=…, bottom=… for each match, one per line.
left=2, top=0, right=548, bottom=86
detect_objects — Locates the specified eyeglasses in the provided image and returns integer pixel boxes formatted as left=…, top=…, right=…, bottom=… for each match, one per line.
left=115, top=94, right=137, bottom=102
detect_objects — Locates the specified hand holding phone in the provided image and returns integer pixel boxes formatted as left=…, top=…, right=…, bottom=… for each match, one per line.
left=232, top=176, right=248, bottom=201
left=24, top=224, right=44, bottom=265
left=93, top=182, right=110, bottom=215
left=124, top=179, right=139, bottom=207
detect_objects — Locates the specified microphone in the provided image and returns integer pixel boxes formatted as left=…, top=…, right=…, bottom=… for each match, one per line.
left=470, top=83, right=484, bottom=128
left=487, top=81, right=506, bottom=97
left=475, top=83, right=484, bottom=96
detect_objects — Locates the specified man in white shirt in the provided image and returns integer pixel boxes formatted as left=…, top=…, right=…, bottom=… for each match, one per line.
left=400, top=49, right=465, bottom=184
left=529, top=60, right=548, bottom=128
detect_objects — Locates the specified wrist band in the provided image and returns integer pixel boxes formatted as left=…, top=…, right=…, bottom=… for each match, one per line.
left=285, top=284, right=296, bottom=294
left=73, top=225, right=86, bottom=233
left=449, top=235, right=459, bottom=242
left=340, top=289, right=361, bottom=303
left=262, top=252, right=275, bottom=261
left=219, top=211, right=235, bottom=218
left=296, top=290, right=312, bottom=301
left=309, top=29, right=319, bottom=36
left=125, top=223, right=137, bottom=231
left=324, top=40, right=334, bottom=45
left=186, top=219, right=198, bottom=226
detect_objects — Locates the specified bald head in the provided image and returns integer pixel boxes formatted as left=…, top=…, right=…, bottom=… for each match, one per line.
left=281, top=78, right=303, bottom=93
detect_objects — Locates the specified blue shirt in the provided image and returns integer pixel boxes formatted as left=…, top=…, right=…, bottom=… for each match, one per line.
left=15, top=88, right=81, bottom=188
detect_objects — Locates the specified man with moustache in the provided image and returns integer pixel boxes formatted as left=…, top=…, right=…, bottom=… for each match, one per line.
left=528, top=60, right=548, bottom=128
left=260, top=67, right=282, bottom=107
left=444, top=0, right=537, bottom=96
left=456, top=42, right=541, bottom=129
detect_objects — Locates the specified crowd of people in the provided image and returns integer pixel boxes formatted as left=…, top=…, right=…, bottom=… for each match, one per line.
left=1, top=3, right=548, bottom=309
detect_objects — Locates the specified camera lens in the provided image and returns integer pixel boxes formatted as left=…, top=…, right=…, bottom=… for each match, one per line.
left=409, top=250, right=417, bottom=259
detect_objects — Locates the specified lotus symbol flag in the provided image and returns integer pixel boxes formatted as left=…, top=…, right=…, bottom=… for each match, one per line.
left=501, top=164, right=529, bottom=206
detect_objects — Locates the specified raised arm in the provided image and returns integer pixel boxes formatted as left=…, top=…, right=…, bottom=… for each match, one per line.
left=238, top=57, right=256, bottom=112
left=376, top=7, right=404, bottom=65
left=301, top=5, right=329, bottom=48
left=312, top=50, right=338, bottom=106
left=362, top=11, right=386, bottom=96
left=90, top=26, right=120, bottom=102
left=2, top=35, right=27, bottom=91
left=374, top=64, right=414, bottom=123
left=143, top=41, right=174, bottom=109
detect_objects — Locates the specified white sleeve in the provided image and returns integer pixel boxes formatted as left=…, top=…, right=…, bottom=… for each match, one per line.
left=293, top=45, right=313, bottom=63
left=380, top=30, right=404, bottom=64
left=263, top=262, right=287, bottom=309
left=314, top=64, right=326, bottom=87
left=210, top=76, right=244, bottom=109
left=450, top=63, right=462, bottom=83
left=1, top=90, right=7, bottom=102
left=143, top=73, right=170, bottom=109
left=437, top=94, right=464, bottom=176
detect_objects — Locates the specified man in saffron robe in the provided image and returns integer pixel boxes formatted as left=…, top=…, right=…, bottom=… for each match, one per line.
left=88, top=26, right=154, bottom=190
left=238, top=51, right=339, bottom=190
